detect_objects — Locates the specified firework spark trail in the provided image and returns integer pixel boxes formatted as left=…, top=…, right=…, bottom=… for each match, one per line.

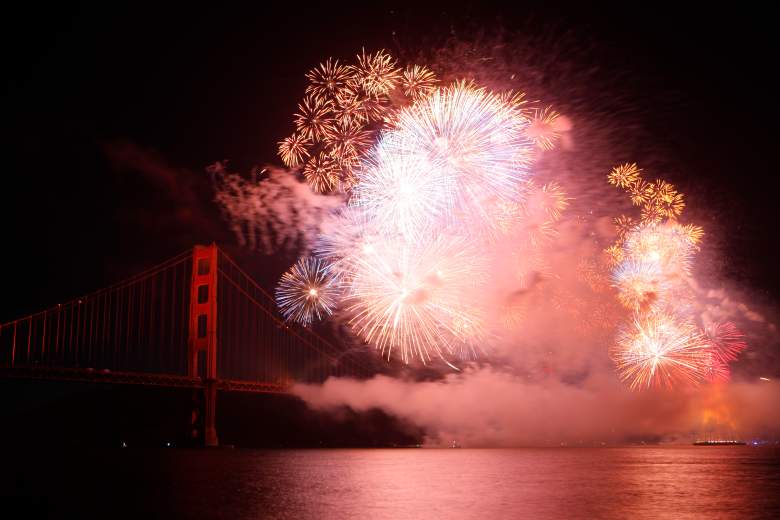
left=276, top=257, right=341, bottom=326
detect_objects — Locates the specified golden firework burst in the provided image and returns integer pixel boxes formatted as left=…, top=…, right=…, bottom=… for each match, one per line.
left=277, top=132, right=311, bottom=168
left=607, top=163, right=642, bottom=189
left=401, top=65, right=438, bottom=100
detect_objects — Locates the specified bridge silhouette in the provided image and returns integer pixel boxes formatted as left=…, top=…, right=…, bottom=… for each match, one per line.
left=0, top=244, right=374, bottom=446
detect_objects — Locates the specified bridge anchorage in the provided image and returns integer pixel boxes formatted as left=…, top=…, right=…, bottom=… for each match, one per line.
left=1, top=244, right=373, bottom=446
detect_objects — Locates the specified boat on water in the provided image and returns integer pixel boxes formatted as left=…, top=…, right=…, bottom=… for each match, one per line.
left=693, top=440, right=746, bottom=446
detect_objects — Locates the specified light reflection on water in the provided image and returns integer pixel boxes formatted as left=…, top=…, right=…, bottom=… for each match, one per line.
left=9, top=447, right=780, bottom=519
left=163, top=447, right=780, bottom=519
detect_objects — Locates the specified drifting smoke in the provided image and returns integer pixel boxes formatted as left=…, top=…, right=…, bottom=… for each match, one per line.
left=295, top=371, right=780, bottom=447
left=209, top=33, right=779, bottom=445
left=208, top=162, right=341, bottom=254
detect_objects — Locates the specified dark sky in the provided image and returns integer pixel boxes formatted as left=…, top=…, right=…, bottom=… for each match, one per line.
left=2, top=2, right=778, bottom=323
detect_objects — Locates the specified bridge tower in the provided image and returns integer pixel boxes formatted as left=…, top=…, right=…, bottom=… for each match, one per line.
left=188, top=243, right=219, bottom=447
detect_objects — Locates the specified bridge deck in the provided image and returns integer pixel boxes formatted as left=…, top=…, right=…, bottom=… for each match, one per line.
left=0, top=365, right=291, bottom=394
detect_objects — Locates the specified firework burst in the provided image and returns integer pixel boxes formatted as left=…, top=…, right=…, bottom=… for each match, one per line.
left=611, top=312, right=712, bottom=390
left=353, top=48, right=402, bottom=98
left=305, top=58, right=352, bottom=103
left=344, top=234, right=487, bottom=364
left=522, top=181, right=570, bottom=224
left=390, top=80, right=534, bottom=230
left=607, top=163, right=642, bottom=189
left=401, top=65, right=438, bottom=100
left=278, top=133, right=310, bottom=168
left=623, top=222, right=697, bottom=276
left=294, top=95, right=334, bottom=142
left=276, top=257, right=340, bottom=326
left=352, top=134, right=455, bottom=239
left=612, top=259, right=667, bottom=312
left=525, top=106, right=561, bottom=150
left=303, top=152, right=339, bottom=193
left=322, top=118, right=374, bottom=164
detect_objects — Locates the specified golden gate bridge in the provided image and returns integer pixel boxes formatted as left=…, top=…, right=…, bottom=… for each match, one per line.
left=0, top=244, right=374, bottom=446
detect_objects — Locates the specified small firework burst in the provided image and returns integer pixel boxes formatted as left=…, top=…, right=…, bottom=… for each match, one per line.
left=354, top=48, right=402, bottom=98
left=401, top=64, right=438, bottom=100
left=275, top=257, right=341, bottom=326
left=523, top=181, right=570, bottom=223
left=628, top=179, right=653, bottom=206
left=305, top=58, right=352, bottom=102
left=623, top=222, right=697, bottom=276
left=525, top=106, right=561, bottom=150
left=604, top=244, right=625, bottom=267
left=277, top=132, right=311, bottom=168
left=607, top=163, right=642, bottom=189
left=333, top=88, right=370, bottom=125
left=613, top=215, right=635, bottom=240
left=303, top=152, right=339, bottom=193
left=679, top=223, right=704, bottom=246
left=640, top=203, right=666, bottom=225
left=647, top=179, right=685, bottom=218
left=294, top=95, right=334, bottom=141
left=322, top=118, right=374, bottom=163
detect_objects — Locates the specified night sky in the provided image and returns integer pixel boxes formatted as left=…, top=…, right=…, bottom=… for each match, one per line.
left=3, top=3, right=777, bottom=324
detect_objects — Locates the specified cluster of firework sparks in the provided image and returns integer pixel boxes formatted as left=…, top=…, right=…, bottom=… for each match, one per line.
left=606, top=164, right=746, bottom=390
left=264, top=49, right=747, bottom=389
left=274, top=49, right=567, bottom=366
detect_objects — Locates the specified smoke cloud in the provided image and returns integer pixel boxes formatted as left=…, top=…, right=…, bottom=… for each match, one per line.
left=294, top=370, right=780, bottom=446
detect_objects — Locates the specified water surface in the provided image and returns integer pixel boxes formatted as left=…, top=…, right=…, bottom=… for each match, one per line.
left=8, top=446, right=780, bottom=519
